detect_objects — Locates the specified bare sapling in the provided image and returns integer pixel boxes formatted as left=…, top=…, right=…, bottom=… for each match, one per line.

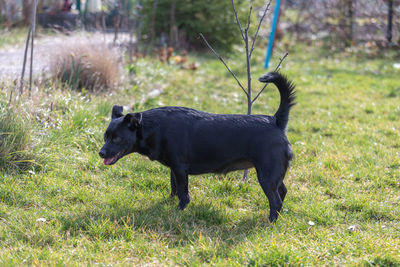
left=19, top=26, right=32, bottom=97
left=19, top=0, right=38, bottom=99
left=29, top=0, right=38, bottom=96
left=200, top=0, right=288, bottom=181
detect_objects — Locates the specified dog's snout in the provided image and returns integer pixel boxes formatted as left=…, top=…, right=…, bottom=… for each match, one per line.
left=99, top=149, right=106, bottom=158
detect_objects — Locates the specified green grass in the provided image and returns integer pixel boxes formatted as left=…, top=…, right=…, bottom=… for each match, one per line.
left=0, top=40, right=399, bottom=265
left=0, top=27, right=29, bottom=48
left=0, top=27, right=55, bottom=49
left=0, top=95, right=36, bottom=172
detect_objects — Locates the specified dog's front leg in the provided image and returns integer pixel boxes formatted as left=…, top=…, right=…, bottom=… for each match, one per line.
left=170, top=169, right=177, bottom=198
left=171, top=167, right=190, bottom=210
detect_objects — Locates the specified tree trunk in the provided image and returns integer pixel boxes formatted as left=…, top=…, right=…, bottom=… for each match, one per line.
left=113, top=1, right=122, bottom=45
left=22, top=0, right=34, bottom=25
left=387, top=0, right=393, bottom=44
left=347, top=0, right=354, bottom=44
left=0, top=0, right=5, bottom=26
left=169, top=0, right=178, bottom=47
left=339, top=0, right=353, bottom=46
left=4, top=1, right=17, bottom=27
left=136, top=14, right=143, bottom=55
left=146, top=0, right=158, bottom=55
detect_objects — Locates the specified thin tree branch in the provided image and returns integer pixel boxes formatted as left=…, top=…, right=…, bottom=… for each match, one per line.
left=251, top=52, right=288, bottom=104
left=200, top=33, right=248, bottom=97
left=251, top=82, right=267, bottom=104
left=244, top=28, right=252, bottom=114
left=249, top=0, right=272, bottom=58
left=231, top=0, right=245, bottom=41
left=29, top=0, right=38, bottom=96
left=273, top=51, right=288, bottom=72
left=246, top=6, right=252, bottom=31
left=19, top=26, right=32, bottom=96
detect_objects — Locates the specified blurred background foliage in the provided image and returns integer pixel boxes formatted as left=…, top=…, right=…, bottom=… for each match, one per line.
left=140, top=0, right=251, bottom=51
left=0, top=0, right=398, bottom=53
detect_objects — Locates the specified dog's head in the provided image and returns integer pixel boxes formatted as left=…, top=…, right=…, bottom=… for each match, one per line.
left=99, top=105, right=142, bottom=165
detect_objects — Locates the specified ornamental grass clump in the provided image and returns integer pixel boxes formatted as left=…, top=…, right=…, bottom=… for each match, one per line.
left=0, top=101, right=33, bottom=172
left=50, top=43, right=119, bottom=91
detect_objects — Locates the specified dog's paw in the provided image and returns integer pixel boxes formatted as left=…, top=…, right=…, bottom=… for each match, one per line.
left=178, top=201, right=187, bottom=210
left=170, top=191, right=177, bottom=198
left=269, top=212, right=278, bottom=223
left=178, top=195, right=190, bottom=210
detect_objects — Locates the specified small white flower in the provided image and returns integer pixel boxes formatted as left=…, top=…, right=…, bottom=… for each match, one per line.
left=308, top=220, right=315, bottom=226
left=36, top=218, right=46, bottom=222
left=348, top=225, right=356, bottom=232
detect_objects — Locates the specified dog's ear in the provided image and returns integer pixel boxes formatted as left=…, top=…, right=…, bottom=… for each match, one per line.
left=123, top=113, right=142, bottom=130
left=112, top=105, right=124, bottom=119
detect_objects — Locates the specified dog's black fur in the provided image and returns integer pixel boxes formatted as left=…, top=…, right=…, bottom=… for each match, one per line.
left=99, top=72, right=296, bottom=222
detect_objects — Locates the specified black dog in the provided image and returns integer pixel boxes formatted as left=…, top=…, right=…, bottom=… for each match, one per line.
left=99, top=72, right=295, bottom=222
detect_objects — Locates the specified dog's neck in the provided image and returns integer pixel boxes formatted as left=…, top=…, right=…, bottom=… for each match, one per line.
left=136, top=130, right=159, bottom=161
left=133, top=115, right=166, bottom=164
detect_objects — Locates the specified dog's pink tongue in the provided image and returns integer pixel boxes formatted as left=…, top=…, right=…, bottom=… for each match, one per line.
left=104, top=158, right=114, bottom=165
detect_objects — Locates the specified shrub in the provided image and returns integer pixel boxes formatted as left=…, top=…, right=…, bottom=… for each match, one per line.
left=140, top=0, right=248, bottom=51
left=50, top=43, right=119, bottom=91
left=0, top=100, right=33, bottom=172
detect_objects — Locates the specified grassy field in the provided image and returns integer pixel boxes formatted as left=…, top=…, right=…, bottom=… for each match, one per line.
left=0, top=35, right=399, bottom=265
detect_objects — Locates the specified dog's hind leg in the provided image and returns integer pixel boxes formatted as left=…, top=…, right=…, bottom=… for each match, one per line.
left=171, top=167, right=190, bottom=210
left=170, top=170, right=177, bottom=198
left=278, top=182, right=287, bottom=203
left=255, top=163, right=284, bottom=222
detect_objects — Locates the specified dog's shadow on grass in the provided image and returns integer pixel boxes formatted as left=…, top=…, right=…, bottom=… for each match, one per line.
left=130, top=197, right=271, bottom=245
left=59, top=196, right=271, bottom=246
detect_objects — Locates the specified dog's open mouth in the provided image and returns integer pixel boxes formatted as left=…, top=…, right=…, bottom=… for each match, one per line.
left=103, top=150, right=124, bottom=165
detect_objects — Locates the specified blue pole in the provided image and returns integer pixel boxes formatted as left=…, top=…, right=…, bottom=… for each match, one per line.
left=264, top=0, right=280, bottom=68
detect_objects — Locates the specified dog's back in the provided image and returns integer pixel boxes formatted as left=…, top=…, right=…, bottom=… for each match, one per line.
left=138, top=71, right=295, bottom=176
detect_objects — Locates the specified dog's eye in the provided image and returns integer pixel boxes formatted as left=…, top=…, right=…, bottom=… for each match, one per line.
left=112, top=136, right=121, bottom=143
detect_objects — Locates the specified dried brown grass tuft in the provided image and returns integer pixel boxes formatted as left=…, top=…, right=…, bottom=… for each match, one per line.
left=50, top=43, right=120, bottom=91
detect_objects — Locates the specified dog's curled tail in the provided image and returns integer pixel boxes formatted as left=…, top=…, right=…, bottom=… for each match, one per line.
left=258, top=72, right=296, bottom=132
